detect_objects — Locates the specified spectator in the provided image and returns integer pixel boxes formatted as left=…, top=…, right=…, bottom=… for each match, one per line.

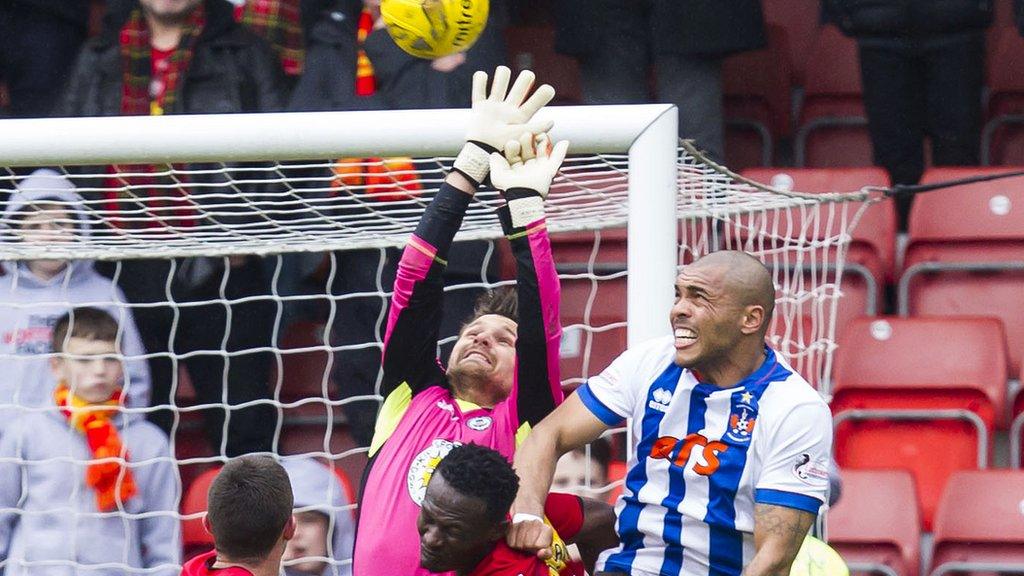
left=418, top=443, right=618, bottom=576
left=281, top=457, right=356, bottom=576
left=58, top=0, right=289, bottom=457
left=0, top=169, right=150, bottom=421
left=824, top=0, right=991, bottom=227
left=0, top=307, right=179, bottom=576
left=183, top=456, right=296, bottom=576
left=231, top=0, right=306, bottom=80
left=551, top=0, right=767, bottom=161
left=289, top=0, right=509, bottom=446
left=551, top=438, right=612, bottom=502
left=0, top=0, right=90, bottom=118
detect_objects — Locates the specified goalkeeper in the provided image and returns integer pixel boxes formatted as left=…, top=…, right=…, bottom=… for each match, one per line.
left=352, top=65, right=568, bottom=576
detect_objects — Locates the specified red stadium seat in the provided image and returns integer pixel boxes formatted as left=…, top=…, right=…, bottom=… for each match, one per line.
left=272, top=320, right=336, bottom=402
left=181, top=466, right=220, bottom=558
left=723, top=24, right=794, bottom=168
left=929, top=470, right=1024, bottom=575
left=551, top=228, right=628, bottom=383
left=505, top=26, right=582, bottom=105
left=900, top=167, right=1024, bottom=376
left=1013, top=364, right=1024, bottom=468
left=982, top=26, right=1024, bottom=165
left=795, top=26, right=872, bottom=168
left=832, top=316, right=1008, bottom=530
left=740, top=167, right=896, bottom=330
left=605, top=460, right=627, bottom=505
left=828, top=470, right=920, bottom=576
left=761, top=0, right=822, bottom=85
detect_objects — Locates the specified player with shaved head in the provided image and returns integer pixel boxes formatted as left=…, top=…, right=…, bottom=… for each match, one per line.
left=508, top=250, right=833, bottom=576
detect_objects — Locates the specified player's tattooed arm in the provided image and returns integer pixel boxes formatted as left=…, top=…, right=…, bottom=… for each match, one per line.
left=742, top=503, right=815, bottom=576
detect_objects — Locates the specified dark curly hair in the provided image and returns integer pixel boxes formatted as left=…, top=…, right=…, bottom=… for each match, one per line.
left=435, top=443, right=519, bottom=524
left=466, top=285, right=518, bottom=325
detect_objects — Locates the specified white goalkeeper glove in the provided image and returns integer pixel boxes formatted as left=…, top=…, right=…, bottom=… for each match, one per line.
left=453, top=66, right=556, bottom=187
left=490, top=133, right=570, bottom=228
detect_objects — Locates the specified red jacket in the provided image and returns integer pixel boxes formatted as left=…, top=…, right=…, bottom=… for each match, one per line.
left=181, top=550, right=255, bottom=576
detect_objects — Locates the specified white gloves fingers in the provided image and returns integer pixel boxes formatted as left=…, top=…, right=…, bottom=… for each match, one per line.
left=455, top=66, right=555, bottom=187
left=490, top=133, right=570, bottom=228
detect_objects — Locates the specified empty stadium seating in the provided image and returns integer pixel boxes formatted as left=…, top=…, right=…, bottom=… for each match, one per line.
left=982, top=26, right=1024, bottom=165
left=900, top=167, right=1024, bottom=376
left=723, top=24, right=794, bottom=169
left=740, top=167, right=895, bottom=328
left=795, top=26, right=872, bottom=167
left=928, top=470, right=1024, bottom=575
left=273, top=320, right=336, bottom=402
left=761, top=0, right=821, bottom=85
left=832, top=316, right=1008, bottom=530
left=181, top=466, right=219, bottom=558
left=828, top=470, right=920, bottom=576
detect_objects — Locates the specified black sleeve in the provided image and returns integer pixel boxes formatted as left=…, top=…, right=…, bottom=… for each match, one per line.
left=380, top=183, right=472, bottom=397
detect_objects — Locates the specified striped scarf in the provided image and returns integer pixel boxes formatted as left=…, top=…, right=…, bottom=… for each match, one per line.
left=331, top=9, right=422, bottom=201
left=109, top=6, right=205, bottom=229
left=234, top=0, right=304, bottom=76
left=55, top=383, right=138, bottom=512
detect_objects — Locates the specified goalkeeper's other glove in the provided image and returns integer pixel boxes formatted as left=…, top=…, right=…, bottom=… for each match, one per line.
left=453, top=66, right=556, bottom=187
left=490, top=132, right=570, bottom=228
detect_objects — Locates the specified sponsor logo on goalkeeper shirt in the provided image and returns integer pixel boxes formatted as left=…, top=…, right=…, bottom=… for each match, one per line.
left=467, top=416, right=492, bottom=431
left=407, top=438, right=459, bottom=505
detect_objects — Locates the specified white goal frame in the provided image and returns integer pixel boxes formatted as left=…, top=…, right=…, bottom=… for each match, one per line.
left=0, top=104, right=680, bottom=348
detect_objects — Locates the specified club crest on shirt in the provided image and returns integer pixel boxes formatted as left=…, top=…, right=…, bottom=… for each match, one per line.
left=407, top=438, right=460, bottom=505
left=467, top=416, right=492, bottom=431
left=724, top=391, right=758, bottom=443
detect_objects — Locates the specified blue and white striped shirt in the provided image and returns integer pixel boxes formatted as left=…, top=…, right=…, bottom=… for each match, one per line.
left=577, top=336, right=832, bottom=576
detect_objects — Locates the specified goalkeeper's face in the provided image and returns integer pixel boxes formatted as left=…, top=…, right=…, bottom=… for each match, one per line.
left=50, top=337, right=124, bottom=403
left=447, top=314, right=518, bottom=405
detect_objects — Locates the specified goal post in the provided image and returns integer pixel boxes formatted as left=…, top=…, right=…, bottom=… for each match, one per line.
left=0, top=104, right=680, bottom=346
left=0, top=104, right=871, bottom=574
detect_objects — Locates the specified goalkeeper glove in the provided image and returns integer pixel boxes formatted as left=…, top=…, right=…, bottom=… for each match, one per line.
left=490, top=133, right=570, bottom=228
left=453, top=66, right=556, bottom=187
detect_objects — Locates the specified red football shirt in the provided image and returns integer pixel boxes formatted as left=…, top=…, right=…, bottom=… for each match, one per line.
left=180, top=550, right=255, bottom=576
left=468, top=493, right=585, bottom=576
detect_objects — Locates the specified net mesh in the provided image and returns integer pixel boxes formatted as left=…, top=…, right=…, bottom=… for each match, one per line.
left=0, top=142, right=873, bottom=574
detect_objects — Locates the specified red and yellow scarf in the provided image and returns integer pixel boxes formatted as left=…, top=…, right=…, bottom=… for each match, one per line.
left=332, top=9, right=422, bottom=202
left=107, top=6, right=206, bottom=229
left=55, top=384, right=138, bottom=512
left=234, top=0, right=305, bottom=76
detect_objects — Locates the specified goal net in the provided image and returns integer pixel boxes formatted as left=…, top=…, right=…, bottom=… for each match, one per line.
left=0, top=106, right=872, bottom=575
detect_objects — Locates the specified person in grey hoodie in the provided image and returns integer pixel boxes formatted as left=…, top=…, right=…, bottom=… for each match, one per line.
left=281, top=456, right=355, bottom=576
left=0, top=306, right=179, bottom=576
left=0, top=168, right=150, bottom=421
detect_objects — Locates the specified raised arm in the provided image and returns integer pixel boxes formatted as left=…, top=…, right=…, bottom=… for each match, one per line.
left=380, top=66, right=555, bottom=400
left=490, top=134, right=569, bottom=427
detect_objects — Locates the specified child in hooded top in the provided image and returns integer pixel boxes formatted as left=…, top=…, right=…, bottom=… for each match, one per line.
left=281, top=457, right=356, bottom=576
left=0, top=306, right=179, bottom=576
left=0, top=168, right=150, bottom=422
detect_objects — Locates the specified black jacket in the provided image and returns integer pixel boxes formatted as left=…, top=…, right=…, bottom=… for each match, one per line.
left=823, top=0, right=992, bottom=37
left=553, top=0, right=766, bottom=58
left=58, top=0, right=287, bottom=118
left=289, top=0, right=507, bottom=112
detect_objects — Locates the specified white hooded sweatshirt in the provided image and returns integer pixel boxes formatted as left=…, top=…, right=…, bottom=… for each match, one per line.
left=282, top=457, right=356, bottom=576
left=0, top=169, right=151, bottom=421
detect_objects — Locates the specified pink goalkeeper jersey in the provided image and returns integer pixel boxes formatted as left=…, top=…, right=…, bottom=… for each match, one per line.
left=352, top=184, right=563, bottom=576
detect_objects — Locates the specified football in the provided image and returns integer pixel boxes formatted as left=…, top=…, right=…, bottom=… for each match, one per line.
left=380, top=0, right=489, bottom=59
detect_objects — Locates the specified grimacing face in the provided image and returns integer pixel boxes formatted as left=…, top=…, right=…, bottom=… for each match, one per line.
left=50, top=337, right=123, bottom=403
left=417, top=474, right=502, bottom=573
left=446, top=314, right=517, bottom=402
left=282, top=510, right=330, bottom=575
left=669, top=262, right=747, bottom=373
